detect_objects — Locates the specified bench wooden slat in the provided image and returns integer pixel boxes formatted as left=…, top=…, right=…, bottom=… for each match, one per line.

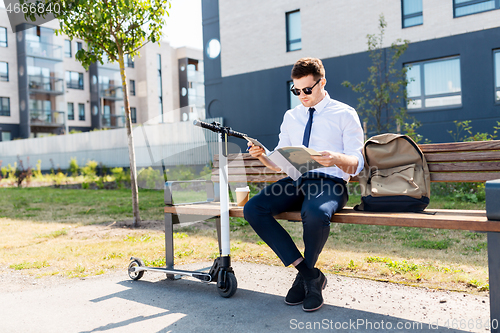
left=212, top=166, right=283, bottom=175
left=428, top=161, right=500, bottom=172
left=420, top=140, right=500, bottom=153
left=213, top=153, right=257, bottom=162
left=211, top=174, right=287, bottom=183
left=212, top=171, right=500, bottom=183
left=213, top=159, right=264, bottom=168
left=211, top=171, right=500, bottom=183
left=430, top=172, right=500, bottom=182
left=164, top=204, right=500, bottom=232
left=215, top=162, right=500, bottom=174
left=425, top=151, right=500, bottom=163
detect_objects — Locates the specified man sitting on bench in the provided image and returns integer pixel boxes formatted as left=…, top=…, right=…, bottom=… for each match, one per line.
left=244, top=57, right=364, bottom=312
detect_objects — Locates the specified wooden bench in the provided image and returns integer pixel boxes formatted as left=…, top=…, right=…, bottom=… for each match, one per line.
left=165, top=140, right=500, bottom=330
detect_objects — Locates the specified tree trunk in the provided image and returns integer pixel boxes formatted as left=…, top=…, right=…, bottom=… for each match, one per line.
left=117, top=49, right=141, bottom=228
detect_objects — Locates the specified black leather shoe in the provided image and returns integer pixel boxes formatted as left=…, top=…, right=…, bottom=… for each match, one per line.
left=302, top=269, right=327, bottom=312
left=285, top=272, right=305, bottom=305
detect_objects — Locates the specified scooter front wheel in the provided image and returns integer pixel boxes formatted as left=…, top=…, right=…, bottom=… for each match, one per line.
left=217, top=271, right=237, bottom=298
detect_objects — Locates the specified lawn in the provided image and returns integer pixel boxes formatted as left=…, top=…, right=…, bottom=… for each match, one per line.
left=0, top=185, right=490, bottom=293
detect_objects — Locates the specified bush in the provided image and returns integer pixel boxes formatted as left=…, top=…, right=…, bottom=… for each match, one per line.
left=138, top=167, right=163, bottom=189
left=81, top=160, right=98, bottom=181
left=69, top=157, right=80, bottom=177
left=111, top=167, right=126, bottom=189
left=431, top=182, right=486, bottom=203
left=164, top=165, right=196, bottom=181
left=33, top=160, right=43, bottom=179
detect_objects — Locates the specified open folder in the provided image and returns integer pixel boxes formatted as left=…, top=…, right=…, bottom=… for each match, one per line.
left=244, top=136, right=324, bottom=181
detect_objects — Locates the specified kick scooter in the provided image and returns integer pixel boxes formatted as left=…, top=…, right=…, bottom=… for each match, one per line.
left=127, top=120, right=247, bottom=298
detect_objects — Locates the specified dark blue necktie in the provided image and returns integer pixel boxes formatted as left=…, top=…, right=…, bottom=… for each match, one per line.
left=302, top=107, right=315, bottom=147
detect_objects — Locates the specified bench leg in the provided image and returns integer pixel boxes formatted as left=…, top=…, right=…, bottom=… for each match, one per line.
left=165, top=213, right=176, bottom=280
left=488, top=232, right=500, bottom=333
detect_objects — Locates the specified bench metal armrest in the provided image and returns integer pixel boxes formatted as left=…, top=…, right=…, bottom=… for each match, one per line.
left=164, top=180, right=215, bottom=206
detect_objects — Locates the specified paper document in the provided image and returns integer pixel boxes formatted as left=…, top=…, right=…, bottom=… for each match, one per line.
left=244, top=136, right=324, bottom=181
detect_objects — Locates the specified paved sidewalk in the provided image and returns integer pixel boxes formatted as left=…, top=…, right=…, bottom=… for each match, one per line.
left=0, top=261, right=490, bottom=332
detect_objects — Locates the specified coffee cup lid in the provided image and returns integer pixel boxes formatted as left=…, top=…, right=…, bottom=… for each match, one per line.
left=235, top=186, right=250, bottom=192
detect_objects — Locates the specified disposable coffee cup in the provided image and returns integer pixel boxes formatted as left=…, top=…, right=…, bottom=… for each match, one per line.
left=235, top=186, right=250, bottom=206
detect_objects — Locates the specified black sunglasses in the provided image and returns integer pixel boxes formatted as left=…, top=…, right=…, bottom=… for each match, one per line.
left=290, top=79, right=321, bottom=96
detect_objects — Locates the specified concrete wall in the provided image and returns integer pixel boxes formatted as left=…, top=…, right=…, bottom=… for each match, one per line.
left=0, top=118, right=223, bottom=171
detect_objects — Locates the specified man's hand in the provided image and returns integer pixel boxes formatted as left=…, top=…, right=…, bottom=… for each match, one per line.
left=311, top=151, right=337, bottom=167
left=311, top=150, right=359, bottom=174
left=247, top=142, right=281, bottom=172
left=247, top=142, right=265, bottom=158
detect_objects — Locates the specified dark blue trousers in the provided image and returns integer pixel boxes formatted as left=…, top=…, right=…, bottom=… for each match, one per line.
left=243, top=174, right=348, bottom=269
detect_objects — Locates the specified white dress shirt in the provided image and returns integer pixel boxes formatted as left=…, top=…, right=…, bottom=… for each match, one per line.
left=274, top=93, right=364, bottom=181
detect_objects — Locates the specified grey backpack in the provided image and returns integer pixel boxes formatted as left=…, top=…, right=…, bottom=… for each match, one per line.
left=354, top=133, right=431, bottom=212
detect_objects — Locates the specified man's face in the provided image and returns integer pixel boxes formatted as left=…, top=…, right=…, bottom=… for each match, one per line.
left=292, top=74, right=326, bottom=108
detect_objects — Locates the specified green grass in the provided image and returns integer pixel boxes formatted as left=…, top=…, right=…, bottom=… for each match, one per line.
left=0, top=184, right=491, bottom=292
left=0, top=187, right=165, bottom=223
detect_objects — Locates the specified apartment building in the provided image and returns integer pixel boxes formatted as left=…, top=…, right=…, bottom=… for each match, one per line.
left=202, top=0, right=500, bottom=147
left=0, top=5, right=205, bottom=141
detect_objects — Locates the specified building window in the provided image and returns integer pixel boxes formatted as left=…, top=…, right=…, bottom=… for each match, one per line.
left=1, top=131, right=11, bottom=141
left=0, top=62, right=7, bottom=82
left=406, top=57, right=462, bottom=110
left=78, top=103, right=85, bottom=121
left=67, top=102, right=74, bottom=120
left=130, top=107, right=137, bottom=123
left=402, top=0, right=423, bottom=28
left=0, top=27, right=7, bottom=47
left=158, top=54, right=163, bottom=120
left=76, top=42, right=83, bottom=52
left=454, top=0, right=499, bottom=17
left=66, top=71, right=84, bottom=89
left=288, top=80, right=301, bottom=110
left=126, top=55, right=134, bottom=68
left=0, top=97, right=10, bottom=116
left=64, top=40, right=72, bottom=57
left=495, top=50, right=500, bottom=102
left=286, top=10, right=301, bottom=52
left=130, top=79, right=136, bottom=96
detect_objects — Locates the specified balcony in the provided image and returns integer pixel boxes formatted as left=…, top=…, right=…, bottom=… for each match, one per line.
left=102, top=114, right=125, bottom=128
left=28, top=75, right=64, bottom=94
left=30, top=110, right=65, bottom=126
left=26, top=41, right=62, bottom=60
left=187, top=69, right=204, bottom=83
left=188, top=95, right=206, bottom=108
left=100, top=85, right=123, bottom=100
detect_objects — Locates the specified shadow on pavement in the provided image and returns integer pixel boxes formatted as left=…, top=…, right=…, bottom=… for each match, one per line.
left=85, top=276, right=472, bottom=333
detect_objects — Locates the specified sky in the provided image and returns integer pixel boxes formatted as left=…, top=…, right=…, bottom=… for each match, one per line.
left=162, top=0, right=204, bottom=50
left=0, top=0, right=204, bottom=50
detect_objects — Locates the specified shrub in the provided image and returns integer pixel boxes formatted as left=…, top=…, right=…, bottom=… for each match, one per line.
left=138, top=167, right=163, bottom=189
left=111, top=167, right=125, bottom=189
left=164, top=165, right=196, bottom=181
left=431, top=182, right=485, bottom=203
left=33, top=160, right=43, bottom=179
left=81, top=160, right=98, bottom=181
left=54, top=172, right=67, bottom=186
left=68, top=157, right=80, bottom=177
left=15, top=157, right=32, bottom=187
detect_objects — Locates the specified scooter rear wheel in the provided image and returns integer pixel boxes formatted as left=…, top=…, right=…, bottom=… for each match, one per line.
left=128, top=258, right=145, bottom=281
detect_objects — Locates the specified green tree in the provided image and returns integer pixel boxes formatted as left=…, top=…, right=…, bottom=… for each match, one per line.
left=342, top=14, right=412, bottom=135
left=24, top=0, right=171, bottom=227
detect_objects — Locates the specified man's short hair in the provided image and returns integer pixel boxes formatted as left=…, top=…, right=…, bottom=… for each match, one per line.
left=291, top=57, right=325, bottom=81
